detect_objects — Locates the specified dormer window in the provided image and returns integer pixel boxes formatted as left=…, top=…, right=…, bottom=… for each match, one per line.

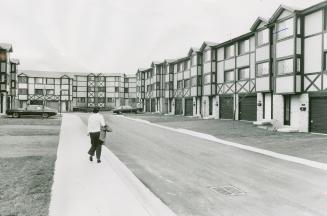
left=257, top=29, right=269, bottom=46
left=277, top=18, right=294, bottom=40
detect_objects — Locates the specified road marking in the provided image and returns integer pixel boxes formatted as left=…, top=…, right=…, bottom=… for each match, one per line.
left=118, top=115, right=327, bottom=172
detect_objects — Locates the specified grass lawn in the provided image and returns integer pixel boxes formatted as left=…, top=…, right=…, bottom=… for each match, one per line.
left=0, top=116, right=61, bottom=216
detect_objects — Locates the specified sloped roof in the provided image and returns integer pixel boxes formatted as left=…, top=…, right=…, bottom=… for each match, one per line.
left=138, top=67, right=152, bottom=72
left=269, top=5, right=300, bottom=23
left=0, top=43, right=13, bottom=52
left=18, top=70, right=123, bottom=78
left=164, top=58, right=177, bottom=64
left=250, top=17, right=269, bottom=32
left=199, top=41, right=219, bottom=51
left=188, top=47, right=200, bottom=56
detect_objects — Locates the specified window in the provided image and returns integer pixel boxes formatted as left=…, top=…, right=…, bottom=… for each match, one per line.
left=98, top=98, right=105, bottom=103
left=177, top=80, right=183, bottom=89
left=88, top=76, right=95, bottom=81
left=61, top=78, right=69, bottom=84
left=224, top=70, right=234, bottom=82
left=184, top=61, right=189, bottom=70
left=124, top=87, right=129, bottom=93
left=238, top=67, right=250, bottom=80
left=225, top=45, right=234, bottom=59
left=238, top=40, right=249, bottom=55
left=35, top=78, right=43, bottom=84
left=257, top=29, right=269, bottom=46
left=115, top=87, right=119, bottom=92
left=11, top=81, right=15, bottom=88
left=98, top=87, right=105, bottom=92
left=97, top=76, right=105, bottom=81
left=88, top=87, right=95, bottom=92
left=277, top=18, right=294, bottom=40
left=61, top=90, right=69, bottom=95
left=35, top=89, right=44, bottom=95
left=114, top=77, right=120, bottom=82
left=0, top=74, right=5, bottom=82
left=124, top=78, right=129, bottom=83
left=73, top=86, right=77, bottom=92
left=107, top=98, right=114, bottom=103
left=0, top=52, right=7, bottom=61
left=277, top=58, right=293, bottom=75
left=18, top=89, right=27, bottom=95
left=46, top=78, right=54, bottom=84
left=204, top=74, right=211, bottom=84
left=88, top=98, right=94, bottom=103
left=256, top=62, right=269, bottom=76
left=18, top=76, right=27, bottom=83
left=0, top=84, right=5, bottom=91
left=1, top=62, right=6, bottom=72
left=78, top=97, right=86, bottom=103
left=11, top=64, right=16, bottom=72
left=191, top=77, right=197, bottom=86
left=46, top=89, right=54, bottom=95
left=184, top=79, right=190, bottom=88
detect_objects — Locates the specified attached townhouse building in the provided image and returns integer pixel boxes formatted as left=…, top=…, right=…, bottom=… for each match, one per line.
left=16, top=70, right=138, bottom=112
left=136, top=1, right=327, bottom=134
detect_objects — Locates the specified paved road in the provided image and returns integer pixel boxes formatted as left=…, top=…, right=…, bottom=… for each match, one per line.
left=78, top=113, right=327, bottom=216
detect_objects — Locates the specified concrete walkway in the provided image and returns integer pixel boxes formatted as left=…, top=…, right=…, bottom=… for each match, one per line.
left=49, top=114, right=176, bottom=216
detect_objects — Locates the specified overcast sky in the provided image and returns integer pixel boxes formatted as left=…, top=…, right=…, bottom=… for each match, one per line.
left=0, top=0, right=322, bottom=74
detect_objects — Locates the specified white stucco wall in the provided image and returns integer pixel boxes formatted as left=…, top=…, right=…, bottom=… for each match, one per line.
left=290, top=94, right=309, bottom=132
left=273, top=94, right=284, bottom=129
left=257, top=93, right=263, bottom=121
left=304, top=9, right=323, bottom=36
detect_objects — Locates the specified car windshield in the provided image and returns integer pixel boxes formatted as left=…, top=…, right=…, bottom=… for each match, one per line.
left=28, top=105, right=43, bottom=110
left=124, top=106, right=132, bottom=109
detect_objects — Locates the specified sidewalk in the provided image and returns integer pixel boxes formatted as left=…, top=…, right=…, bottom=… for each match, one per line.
left=49, top=114, right=176, bottom=216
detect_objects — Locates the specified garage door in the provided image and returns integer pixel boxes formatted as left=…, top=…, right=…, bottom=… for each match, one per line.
left=145, top=99, right=150, bottom=112
left=239, top=95, right=257, bottom=121
left=310, top=97, right=327, bottom=134
left=175, top=98, right=183, bottom=115
left=185, top=98, right=193, bottom=116
left=220, top=97, right=233, bottom=119
left=151, top=98, right=156, bottom=112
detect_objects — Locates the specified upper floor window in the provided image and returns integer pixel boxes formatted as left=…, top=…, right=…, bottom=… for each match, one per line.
left=225, top=45, right=234, bottom=59
left=46, top=78, right=54, bottom=84
left=277, top=18, right=294, bottom=40
left=0, top=52, right=7, bottom=61
left=18, top=76, right=27, bottom=83
left=35, top=78, right=43, bottom=84
left=177, top=80, right=183, bottom=89
left=46, top=89, right=54, bottom=95
left=224, top=70, right=234, bottom=82
left=256, top=62, right=269, bottom=76
left=61, top=78, right=69, bottom=85
left=277, top=58, right=293, bottom=75
left=184, top=79, right=190, bottom=88
left=238, top=67, right=250, bottom=80
left=204, top=74, right=211, bottom=84
left=191, top=55, right=196, bottom=66
left=18, top=88, right=27, bottom=95
left=124, top=87, right=129, bottom=93
left=1, top=62, right=6, bottom=73
left=61, top=90, right=69, bottom=95
left=115, top=87, right=119, bottom=92
left=191, top=77, right=197, bottom=86
left=257, top=29, right=269, bottom=46
left=0, top=74, right=5, bottom=82
left=238, top=40, right=249, bottom=55
left=35, top=89, right=44, bottom=95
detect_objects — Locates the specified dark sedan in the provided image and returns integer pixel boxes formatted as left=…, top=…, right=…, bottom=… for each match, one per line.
left=113, top=106, right=139, bottom=114
left=6, top=105, right=58, bottom=118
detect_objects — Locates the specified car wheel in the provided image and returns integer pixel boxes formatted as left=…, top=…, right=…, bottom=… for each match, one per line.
left=12, top=112, right=20, bottom=118
left=42, top=113, right=49, bottom=118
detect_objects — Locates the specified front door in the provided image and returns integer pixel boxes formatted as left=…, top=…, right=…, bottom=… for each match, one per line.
left=284, top=95, right=291, bottom=125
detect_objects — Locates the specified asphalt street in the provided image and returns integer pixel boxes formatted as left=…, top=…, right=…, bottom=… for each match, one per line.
left=78, top=113, right=327, bottom=216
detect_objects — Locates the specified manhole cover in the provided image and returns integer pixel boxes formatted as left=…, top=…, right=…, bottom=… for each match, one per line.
left=209, top=185, right=246, bottom=196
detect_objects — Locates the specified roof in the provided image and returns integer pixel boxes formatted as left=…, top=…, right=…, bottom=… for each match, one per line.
left=188, top=47, right=200, bottom=56
left=10, top=58, right=20, bottom=64
left=250, top=17, right=269, bottom=32
left=0, top=43, right=13, bottom=52
left=164, top=59, right=177, bottom=64
left=269, top=5, right=300, bottom=23
left=199, top=41, right=219, bottom=51
left=18, top=70, right=125, bottom=78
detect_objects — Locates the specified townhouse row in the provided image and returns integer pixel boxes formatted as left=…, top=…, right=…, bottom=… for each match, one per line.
left=136, top=1, right=327, bottom=134
left=16, top=70, right=138, bottom=112
left=0, top=43, right=20, bottom=115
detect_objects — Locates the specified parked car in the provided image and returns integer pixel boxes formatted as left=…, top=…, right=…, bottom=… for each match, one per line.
left=6, top=105, right=58, bottom=118
left=113, top=106, right=139, bottom=114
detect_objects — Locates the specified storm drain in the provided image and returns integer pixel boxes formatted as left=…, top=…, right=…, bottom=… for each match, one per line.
left=209, top=185, right=246, bottom=196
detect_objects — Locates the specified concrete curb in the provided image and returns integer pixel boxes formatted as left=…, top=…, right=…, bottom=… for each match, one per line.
left=119, top=115, right=327, bottom=172
left=102, top=147, right=176, bottom=216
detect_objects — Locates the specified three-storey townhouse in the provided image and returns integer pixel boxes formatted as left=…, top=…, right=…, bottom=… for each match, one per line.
left=199, top=41, right=218, bottom=118
left=0, top=43, right=13, bottom=114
